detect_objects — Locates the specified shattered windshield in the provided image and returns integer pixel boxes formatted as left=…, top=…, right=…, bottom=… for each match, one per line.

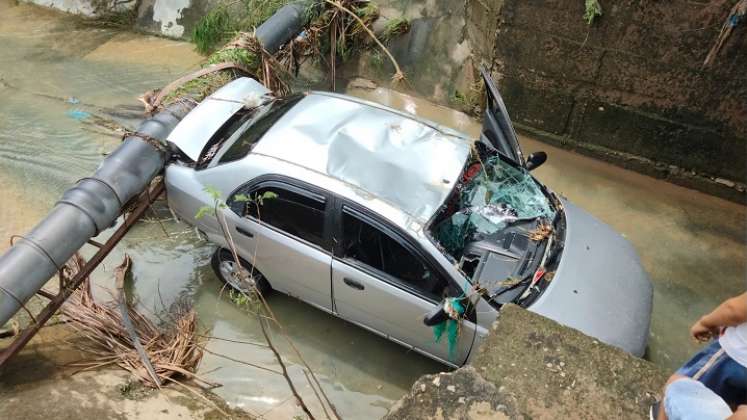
left=431, top=149, right=556, bottom=259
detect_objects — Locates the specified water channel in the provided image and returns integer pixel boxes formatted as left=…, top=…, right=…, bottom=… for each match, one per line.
left=0, top=1, right=745, bottom=418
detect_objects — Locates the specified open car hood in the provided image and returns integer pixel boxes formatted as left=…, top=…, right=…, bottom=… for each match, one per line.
left=166, top=77, right=269, bottom=161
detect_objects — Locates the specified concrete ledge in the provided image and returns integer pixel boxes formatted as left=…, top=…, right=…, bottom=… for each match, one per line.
left=386, top=304, right=668, bottom=419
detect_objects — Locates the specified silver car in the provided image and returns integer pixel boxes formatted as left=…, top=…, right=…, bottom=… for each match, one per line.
left=164, top=72, right=653, bottom=366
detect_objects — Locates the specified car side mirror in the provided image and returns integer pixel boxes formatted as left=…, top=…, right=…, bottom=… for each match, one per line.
left=525, top=151, right=547, bottom=171
left=423, top=302, right=449, bottom=326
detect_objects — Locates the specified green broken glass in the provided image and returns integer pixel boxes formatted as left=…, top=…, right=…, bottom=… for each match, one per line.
left=434, top=156, right=554, bottom=258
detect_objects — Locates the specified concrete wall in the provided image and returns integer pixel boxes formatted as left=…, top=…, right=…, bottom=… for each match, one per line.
left=467, top=0, right=746, bottom=201
left=386, top=304, right=668, bottom=419
left=134, top=0, right=213, bottom=39
left=25, top=0, right=137, bottom=17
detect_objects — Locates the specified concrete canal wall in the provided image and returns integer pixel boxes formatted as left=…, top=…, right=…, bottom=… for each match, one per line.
left=385, top=304, right=669, bottom=419
left=466, top=0, right=747, bottom=203
left=21, top=0, right=747, bottom=202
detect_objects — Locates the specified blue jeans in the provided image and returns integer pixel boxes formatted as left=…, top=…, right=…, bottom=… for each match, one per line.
left=664, top=378, right=732, bottom=420
left=676, top=340, right=747, bottom=408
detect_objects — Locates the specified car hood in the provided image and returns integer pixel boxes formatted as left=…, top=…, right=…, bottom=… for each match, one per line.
left=166, top=77, right=269, bottom=161
left=528, top=200, right=652, bottom=356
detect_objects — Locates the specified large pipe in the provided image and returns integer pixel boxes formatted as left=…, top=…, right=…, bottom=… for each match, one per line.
left=255, top=2, right=311, bottom=53
left=0, top=6, right=311, bottom=328
left=0, top=103, right=192, bottom=326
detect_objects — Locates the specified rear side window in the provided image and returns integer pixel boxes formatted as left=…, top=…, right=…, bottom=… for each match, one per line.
left=218, top=95, right=304, bottom=165
left=341, top=209, right=447, bottom=300
left=240, top=185, right=326, bottom=248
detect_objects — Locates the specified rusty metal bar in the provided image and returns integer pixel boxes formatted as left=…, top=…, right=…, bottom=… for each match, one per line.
left=0, top=180, right=165, bottom=367
left=35, top=289, right=55, bottom=300
left=87, top=239, right=104, bottom=248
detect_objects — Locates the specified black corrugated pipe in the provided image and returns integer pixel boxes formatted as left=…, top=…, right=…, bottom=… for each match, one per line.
left=0, top=102, right=193, bottom=326
left=0, top=4, right=311, bottom=328
left=255, top=2, right=312, bottom=52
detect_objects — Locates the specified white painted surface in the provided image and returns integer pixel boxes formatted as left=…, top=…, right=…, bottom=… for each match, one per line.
left=27, top=0, right=95, bottom=16
left=25, top=0, right=136, bottom=17
left=152, top=0, right=191, bottom=38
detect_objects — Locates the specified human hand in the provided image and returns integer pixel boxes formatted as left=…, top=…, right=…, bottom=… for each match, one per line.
left=690, top=318, right=720, bottom=343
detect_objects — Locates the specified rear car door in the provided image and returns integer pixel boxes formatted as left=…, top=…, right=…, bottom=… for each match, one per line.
left=224, top=179, right=333, bottom=312
left=331, top=205, right=476, bottom=366
left=480, top=67, right=525, bottom=166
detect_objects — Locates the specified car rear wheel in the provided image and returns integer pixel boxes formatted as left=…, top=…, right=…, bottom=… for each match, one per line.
left=211, top=248, right=271, bottom=296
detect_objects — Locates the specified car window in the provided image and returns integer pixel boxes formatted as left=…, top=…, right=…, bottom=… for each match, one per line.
left=236, top=185, right=326, bottom=248
left=341, top=209, right=447, bottom=300
left=218, top=95, right=304, bottom=165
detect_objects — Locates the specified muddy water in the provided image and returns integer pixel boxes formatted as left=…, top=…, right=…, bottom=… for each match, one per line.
left=0, top=2, right=440, bottom=419
left=1, top=2, right=745, bottom=418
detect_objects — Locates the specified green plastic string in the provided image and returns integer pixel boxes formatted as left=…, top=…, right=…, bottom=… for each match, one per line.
left=433, top=298, right=466, bottom=360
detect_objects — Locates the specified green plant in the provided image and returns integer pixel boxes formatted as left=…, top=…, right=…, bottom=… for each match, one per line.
left=450, top=80, right=485, bottom=116
left=239, top=0, right=289, bottom=30
left=195, top=186, right=277, bottom=220
left=193, top=7, right=234, bottom=54
left=207, top=47, right=260, bottom=69
left=381, top=17, right=410, bottom=42
left=583, top=0, right=602, bottom=25
left=195, top=185, right=225, bottom=219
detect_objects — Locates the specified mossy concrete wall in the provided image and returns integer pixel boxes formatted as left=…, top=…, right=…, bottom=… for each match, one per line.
left=466, top=0, right=746, bottom=203
left=386, top=304, right=668, bottom=419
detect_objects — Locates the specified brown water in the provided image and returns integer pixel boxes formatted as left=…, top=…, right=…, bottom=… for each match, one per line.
left=0, top=2, right=745, bottom=418
left=0, top=3, right=440, bottom=418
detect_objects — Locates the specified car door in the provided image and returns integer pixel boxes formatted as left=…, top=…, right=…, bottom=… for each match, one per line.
left=480, top=66, right=525, bottom=166
left=331, top=205, right=477, bottom=366
left=223, top=179, right=334, bottom=312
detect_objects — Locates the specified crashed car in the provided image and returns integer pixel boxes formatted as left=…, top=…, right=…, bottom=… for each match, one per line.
left=164, top=70, right=653, bottom=366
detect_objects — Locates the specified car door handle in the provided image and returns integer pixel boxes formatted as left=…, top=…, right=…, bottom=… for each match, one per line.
left=236, top=227, right=254, bottom=238
left=343, top=278, right=365, bottom=291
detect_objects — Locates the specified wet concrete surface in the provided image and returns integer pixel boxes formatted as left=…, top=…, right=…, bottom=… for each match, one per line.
left=0, top=2, right=745, bottom=419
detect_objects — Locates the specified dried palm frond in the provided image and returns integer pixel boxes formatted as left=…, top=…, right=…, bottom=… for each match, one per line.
left=528, top=221, right=553, bottom=242
left=61, top=255, right=211, bottom=389
left=222, top=32, right=293, bottom=95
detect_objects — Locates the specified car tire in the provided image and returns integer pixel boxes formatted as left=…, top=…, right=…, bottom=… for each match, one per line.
left=211, top=248, right=272, bottom=296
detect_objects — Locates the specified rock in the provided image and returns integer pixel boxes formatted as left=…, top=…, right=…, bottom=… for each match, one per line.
left=387, top=305, right=667, bottom=419
left=385, top=366, right=520, bottom=420
left=347, top=77, right=379, bottom=91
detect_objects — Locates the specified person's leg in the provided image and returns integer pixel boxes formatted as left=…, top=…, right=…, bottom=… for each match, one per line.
left=663, top=377, right=732, bottom=420
left=658, top=374, right=686, bottom=420
left=658, top=341, right=725, bottom=420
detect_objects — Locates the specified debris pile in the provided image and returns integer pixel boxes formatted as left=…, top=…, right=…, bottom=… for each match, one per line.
left=61, top=255, right=208, bottom=389
left=143, top=0, right=407, bottom=112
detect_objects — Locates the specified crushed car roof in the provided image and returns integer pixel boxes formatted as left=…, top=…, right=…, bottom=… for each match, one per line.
left=251, top=92, right=473, bottom=222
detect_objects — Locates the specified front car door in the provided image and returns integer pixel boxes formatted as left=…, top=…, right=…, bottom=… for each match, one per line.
left=331, top=205, right=477, bottom=366
left=480, top=66, right=525, bottom=166
left=224, top=179, right=334, bottom=312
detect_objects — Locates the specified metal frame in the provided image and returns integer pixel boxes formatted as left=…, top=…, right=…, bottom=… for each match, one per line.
left=0, top=180, right=165, bottom=367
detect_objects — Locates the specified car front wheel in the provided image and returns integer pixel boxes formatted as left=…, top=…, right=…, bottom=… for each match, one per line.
left=211, top=248, right=271, bottom=296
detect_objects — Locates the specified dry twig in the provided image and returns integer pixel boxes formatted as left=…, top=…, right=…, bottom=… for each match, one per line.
left=527, top=221, right=553, bottom=242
